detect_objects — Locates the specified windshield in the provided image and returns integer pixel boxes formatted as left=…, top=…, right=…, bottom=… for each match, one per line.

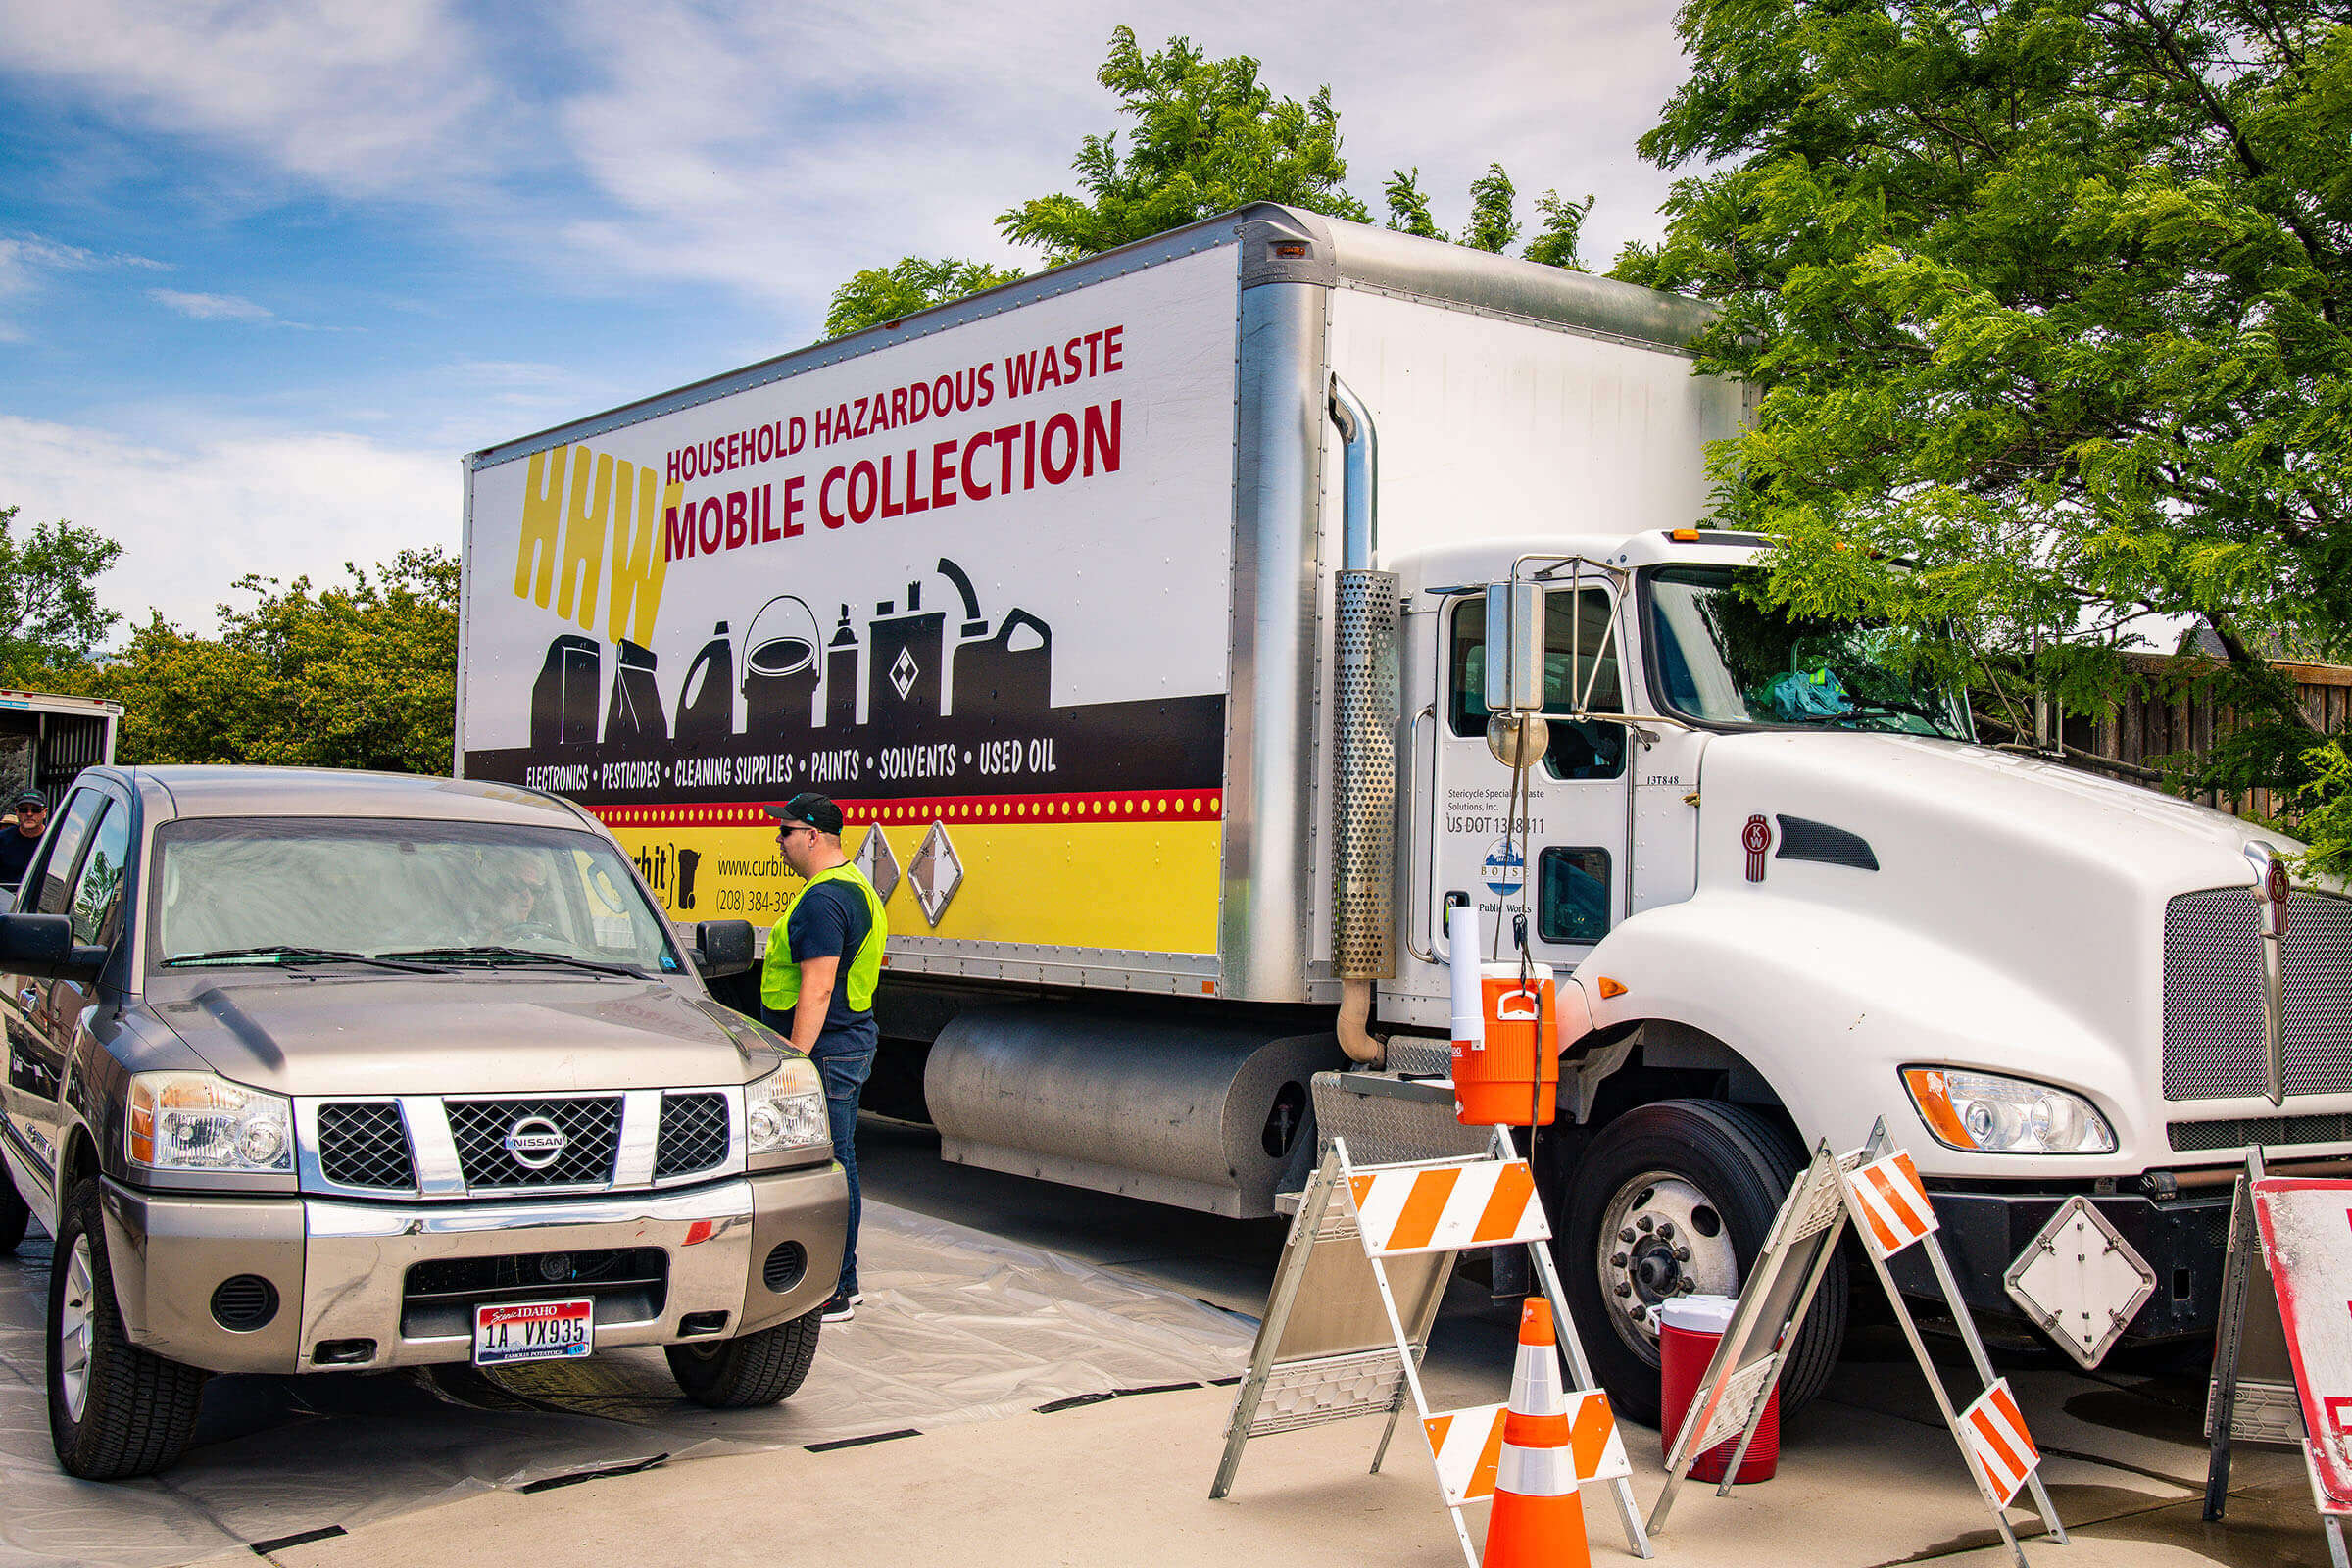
left=148, top=818, right=681, bottom=974
left=1644, top=565, right=1971, bottom=739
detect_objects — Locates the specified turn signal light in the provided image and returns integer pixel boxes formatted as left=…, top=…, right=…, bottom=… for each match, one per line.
left=1669, top=528, right=1701, bottom=542
left=1595, top=977, right=1627, bottom=999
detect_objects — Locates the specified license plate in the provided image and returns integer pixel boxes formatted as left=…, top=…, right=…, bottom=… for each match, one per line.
left=473, top=1298, right=594, bottom=1367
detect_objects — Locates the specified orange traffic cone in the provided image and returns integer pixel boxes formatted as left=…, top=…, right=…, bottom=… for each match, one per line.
left=1482, top=1298, right=1589, bottom=1568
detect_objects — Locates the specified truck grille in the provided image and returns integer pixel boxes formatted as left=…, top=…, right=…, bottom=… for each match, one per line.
left=445, top=1096, right=623, bottom=1189
left=2170, top=1113, right=2352, bottom=1152
left=400, top=1246, right=667, bottom=1339
left=654, top=1092, right=729, bottom=1179
left=2163, top=888, right=2352, bottom=1101
left=317, top=1101, right=416, bottom=1190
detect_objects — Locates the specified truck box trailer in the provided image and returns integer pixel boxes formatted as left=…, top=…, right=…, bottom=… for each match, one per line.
left=460, top=204, right=2346, bottom=1424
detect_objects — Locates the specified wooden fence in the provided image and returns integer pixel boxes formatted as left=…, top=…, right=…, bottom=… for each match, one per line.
left=2035, top=653, right=2352, bottom=820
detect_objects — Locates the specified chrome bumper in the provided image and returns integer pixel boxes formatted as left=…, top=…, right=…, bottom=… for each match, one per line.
left=98, top=1163, right=847, bottom=1375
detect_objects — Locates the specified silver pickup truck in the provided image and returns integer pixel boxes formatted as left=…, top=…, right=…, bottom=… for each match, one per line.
left=0, top=765, right=847, bottom=1479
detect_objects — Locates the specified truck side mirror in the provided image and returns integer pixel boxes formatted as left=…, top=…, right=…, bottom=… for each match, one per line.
left=0, top=912, right=105, bottom=982
left=1484, top=581, right=1544, bottom=713
left=691, top=919, right=756, bottom=978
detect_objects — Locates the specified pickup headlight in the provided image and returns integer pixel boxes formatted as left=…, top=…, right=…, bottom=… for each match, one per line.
left=745, top=1059, right=829, bottom=1157
left=1901, top=1067, right=2117, bottom=1154
left=127, top=1071, right=294, bottom=1173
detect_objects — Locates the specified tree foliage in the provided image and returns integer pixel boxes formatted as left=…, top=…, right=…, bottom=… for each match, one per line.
left=97, top=549, right=458, bottom=773
left=1461, top=164, right=1520, bottom=254
left=0, top=506, right=122, bottom=685
left=823, top=256, right=1025, bottom=339
left=1617, top=0, right=2352, bottom=863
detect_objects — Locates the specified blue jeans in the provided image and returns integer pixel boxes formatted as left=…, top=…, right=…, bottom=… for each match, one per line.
left=807, top=1036, right=876, bottom=1298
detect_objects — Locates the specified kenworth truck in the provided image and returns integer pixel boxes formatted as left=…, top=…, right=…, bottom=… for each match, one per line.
left=456, top=204, right=2345, bottom=1425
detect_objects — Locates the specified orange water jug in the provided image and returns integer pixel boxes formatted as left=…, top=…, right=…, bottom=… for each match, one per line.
left=1446, top=906, right=1560, bottom=1126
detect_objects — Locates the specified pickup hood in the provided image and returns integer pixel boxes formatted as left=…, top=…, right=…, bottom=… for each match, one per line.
left=139, top=973, right=779, bottom=1098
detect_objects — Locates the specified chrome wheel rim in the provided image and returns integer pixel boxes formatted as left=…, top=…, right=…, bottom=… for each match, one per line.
left=57, top=1234, right=94, bottom=1422
left=1594, top=1169, right=1740, bottom=1363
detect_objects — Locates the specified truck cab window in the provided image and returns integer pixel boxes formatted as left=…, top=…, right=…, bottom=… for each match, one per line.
left=1538, top=847, right=1612, bottom=945
left=68, top=801, right=129, bottom=946
left=1447, top=590, right=1627, bottom=780
left=33, top=789, right=105, bottom=917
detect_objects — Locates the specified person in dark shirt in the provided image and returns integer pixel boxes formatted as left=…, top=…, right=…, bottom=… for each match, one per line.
left=0, top=791, right=48, bottom=895
left=760, top=792, right=886, bottom=1323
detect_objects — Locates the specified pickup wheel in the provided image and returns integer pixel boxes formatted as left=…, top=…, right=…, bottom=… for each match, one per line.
left=0, top=1172, right=28, bottom=1253
left=1553, top=1100, right=1846, bottom=1430
left=665, top=1307, right=821, bottom=1408
left=48, top=1178, right=210, bottom=1479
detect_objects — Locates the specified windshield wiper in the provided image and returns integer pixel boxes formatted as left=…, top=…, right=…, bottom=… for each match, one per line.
left=374, top=945, right=637, bottom=976
left=163, top=946, right=444, bottom=974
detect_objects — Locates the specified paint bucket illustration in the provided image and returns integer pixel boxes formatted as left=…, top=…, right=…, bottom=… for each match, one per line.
left=532, top=636, right=602, bottom=750
left=674, top=622, right=735, bottom=745
left=605, top=640, right=669, bottom=746
left=741, top=597, right=822, bottom=740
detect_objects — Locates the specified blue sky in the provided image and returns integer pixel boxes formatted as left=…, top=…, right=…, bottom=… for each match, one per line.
left=0, top=2, right=1692, bottom=631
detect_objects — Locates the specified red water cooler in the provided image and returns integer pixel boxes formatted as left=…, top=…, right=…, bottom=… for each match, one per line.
left=1658, top=1295, right=1779, bottom=1484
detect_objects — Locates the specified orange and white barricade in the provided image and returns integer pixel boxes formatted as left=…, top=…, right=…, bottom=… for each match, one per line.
left=1213, top=1132, right=1650, bottom=1567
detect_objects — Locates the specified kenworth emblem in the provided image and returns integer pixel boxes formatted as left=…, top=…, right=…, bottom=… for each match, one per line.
left=503, top=1115, right=567, bottom=1170
left=1742, top=814, right=1772, bottom=882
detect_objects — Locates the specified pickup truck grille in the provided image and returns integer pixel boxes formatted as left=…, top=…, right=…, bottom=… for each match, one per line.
left=2164, top=888, right=2352, bottom=1101
left=445, top=1096, right=623, bottom=1189
left=317, top=1101, right=416, bottom=1190
left=654, top=1092, right=729, bottom=1179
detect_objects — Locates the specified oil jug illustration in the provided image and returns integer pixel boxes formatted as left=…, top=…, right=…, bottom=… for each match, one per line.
left=741, top=597, right=822, bottom=741
left=937, top=558, right=1052, bottom=718
left=675, top=621, right=735, bottom=745
left=605, top=640, right=668, bottom=746
left=532, top=636, right=602, bottom=750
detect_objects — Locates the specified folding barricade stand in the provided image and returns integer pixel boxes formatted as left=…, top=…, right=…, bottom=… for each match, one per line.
left=1647, top=1120, right=2067, bottom=1568
left=1210, top=1128, right=1650, bottom=1566
left=2204, top=1147, right=2352, bottom=1568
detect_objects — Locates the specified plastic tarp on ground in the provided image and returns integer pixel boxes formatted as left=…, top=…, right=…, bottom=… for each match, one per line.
left=0, top=1201, right=1253, bottom=1568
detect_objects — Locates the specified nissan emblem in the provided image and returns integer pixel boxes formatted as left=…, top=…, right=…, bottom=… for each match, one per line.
left=504, top=1115, right=567, bottom=1170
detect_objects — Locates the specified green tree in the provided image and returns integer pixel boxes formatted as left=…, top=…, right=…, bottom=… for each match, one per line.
left=0, top=506, right=122, bottom=683
left=1524, top=189, right=1595, bottom=271
left=1617, top=0, right=2352, bottom=864
left=99, top=548, right=458, bottom=773
left=823, top=256, right=1025, bottom=339
left=1460, top=163, right=1520, bottom=254
left=997, top=24, right=1370, bottom=265
left=1384, top=167, right=1444, bottom=238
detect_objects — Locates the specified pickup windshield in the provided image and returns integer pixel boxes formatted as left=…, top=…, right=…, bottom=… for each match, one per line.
left=1644, top=565, right=1971, bottom=740
left=150, top=818, right=681, bottom=975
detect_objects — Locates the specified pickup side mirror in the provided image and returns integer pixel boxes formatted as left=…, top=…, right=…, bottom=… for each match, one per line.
left=691, top=919, right=756, bottom=978
left=0, top=913, right=106, bottom=982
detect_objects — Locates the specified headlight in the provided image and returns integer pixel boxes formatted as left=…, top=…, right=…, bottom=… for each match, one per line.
left=1901, top=1067, right=2117, bottom=1154
left=745, top=1059, right=829, bottom=1156
left=127, top=1072, right=294, bottom=1174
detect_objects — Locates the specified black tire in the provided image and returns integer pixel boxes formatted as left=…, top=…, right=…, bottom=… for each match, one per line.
left=48, top=1178, right=209, bottom=1479
left=1553, top=1100, right=1846, bottom=1430
left=0, top=1173, right=29, bottom=1253
left=664, top=1308, right=822, bottom=1408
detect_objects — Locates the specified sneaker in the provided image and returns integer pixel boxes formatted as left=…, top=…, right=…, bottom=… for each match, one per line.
left=820, top=1294, right=856, bottom=1323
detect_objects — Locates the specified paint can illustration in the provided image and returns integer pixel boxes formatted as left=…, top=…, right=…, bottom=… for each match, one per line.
left=741, top=597, right=822, bottom=740
left=532, top=635, right=602, bottom=750
left=866, top=582, right=945, bottom=728
left=675, top=622, right=735, bottom=745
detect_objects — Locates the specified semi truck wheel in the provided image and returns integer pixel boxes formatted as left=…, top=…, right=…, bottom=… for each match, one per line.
left=665, top=1307, right=822, bottom=1408
left=48, top=1178, right=209, bottom=1479
left=0, top=1175, right=27, bottom=1252
left=1554, top=1100, right=1845, bottom=1430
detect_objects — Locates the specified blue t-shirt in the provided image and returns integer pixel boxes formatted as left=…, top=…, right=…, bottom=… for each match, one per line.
left=787, top=878, right=878, bottom=1049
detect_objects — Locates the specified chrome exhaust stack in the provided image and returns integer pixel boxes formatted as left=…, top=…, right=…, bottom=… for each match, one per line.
left=1328, top=375, right=1398, bottom=1065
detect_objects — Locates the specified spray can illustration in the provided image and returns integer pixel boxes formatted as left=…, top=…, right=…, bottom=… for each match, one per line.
left=824, top=605, right=860, bottom=731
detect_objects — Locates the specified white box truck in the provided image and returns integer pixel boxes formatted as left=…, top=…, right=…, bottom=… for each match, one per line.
left=458, top=204, right=2346, bottom=1423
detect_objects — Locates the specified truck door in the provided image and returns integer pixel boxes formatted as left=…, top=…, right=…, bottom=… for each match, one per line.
left=1, top=784, right=107, bottom=1213
left=1426, top=586, right=1630, bottom=970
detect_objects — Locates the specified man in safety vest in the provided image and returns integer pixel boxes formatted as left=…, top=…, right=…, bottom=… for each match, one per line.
left=761, top=793, right=887, bottom=1323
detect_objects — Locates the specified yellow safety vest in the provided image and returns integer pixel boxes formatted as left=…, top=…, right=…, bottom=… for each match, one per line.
left=761, top=861, right=887, bottom=1015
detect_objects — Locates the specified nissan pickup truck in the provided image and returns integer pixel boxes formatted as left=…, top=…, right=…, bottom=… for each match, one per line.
left=0, top=765, right=847, bottom=1479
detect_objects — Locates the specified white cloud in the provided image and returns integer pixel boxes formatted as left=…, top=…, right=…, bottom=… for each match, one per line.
left=0, top=415, right=453, bottom=633
left=147, top=287, right=272, bottom=321
left=0, top=232, right=167, bottom=338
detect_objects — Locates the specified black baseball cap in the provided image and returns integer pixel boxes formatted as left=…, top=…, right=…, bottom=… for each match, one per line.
left=764, top=792, right=843, bottom=837
left=11, top=789, right=44, bottom=811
